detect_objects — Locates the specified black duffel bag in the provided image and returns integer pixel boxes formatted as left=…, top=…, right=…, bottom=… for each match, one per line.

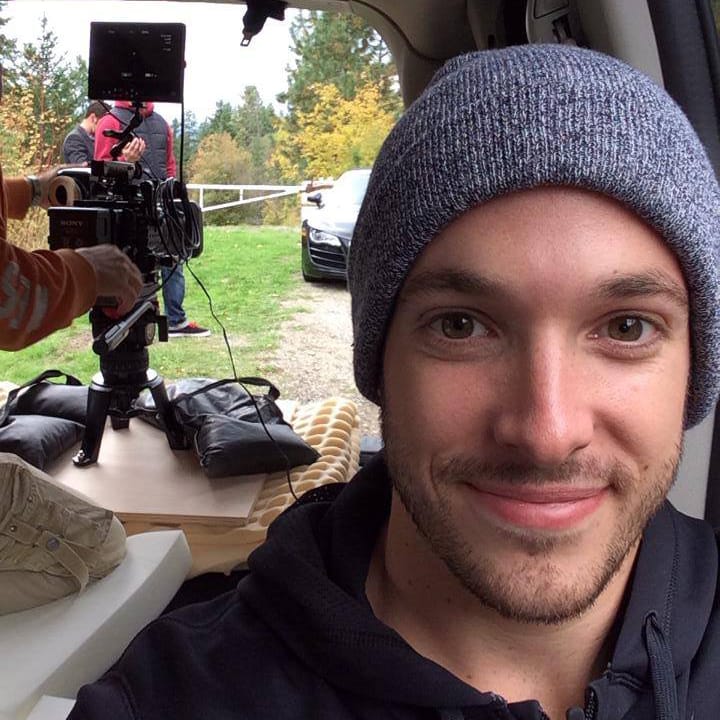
left=137, top=377, right=318, bottom=478
left=0, top=370, right=88, bottom=469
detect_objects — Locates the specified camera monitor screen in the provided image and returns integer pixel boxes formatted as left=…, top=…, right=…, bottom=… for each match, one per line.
left=88, top=22, right=185, bottom=103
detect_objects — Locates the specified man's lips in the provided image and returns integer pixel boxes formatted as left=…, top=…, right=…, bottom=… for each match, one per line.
left=462, top=483, right=608, bottom=531
left=476, top=484, right=607, bottom=503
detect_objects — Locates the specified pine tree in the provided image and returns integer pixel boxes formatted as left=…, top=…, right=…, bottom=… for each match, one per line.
left=173, top=110, right=202, bottom=175
left=10, top=15, right=87, bottom=165
left=192, top=88, right=278, bottom=184
left=274, top=10, right=401, bottom=181
left=0, top=0, right=17, bottom=79
left=200, top=100, right=235, bottom=138
left=279, top=10, right=399, bottom=117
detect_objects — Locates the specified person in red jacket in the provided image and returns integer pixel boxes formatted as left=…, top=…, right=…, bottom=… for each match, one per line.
left=94, top=101, right=175, bottom=178
left=95, top=101, right=210, bottom=338
left=0, top=164, right=143, bottom=351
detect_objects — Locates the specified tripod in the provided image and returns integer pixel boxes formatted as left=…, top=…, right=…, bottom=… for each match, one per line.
left=73, top=299, right=188, bottom=467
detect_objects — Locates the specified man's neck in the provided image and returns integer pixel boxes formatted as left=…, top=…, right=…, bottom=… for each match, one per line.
left=80, top=118, right=94, bottom=134
left=365, top=494, right=637, bottom=720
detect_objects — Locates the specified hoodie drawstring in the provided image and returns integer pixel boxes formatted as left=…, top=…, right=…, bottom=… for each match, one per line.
left=644, top=612, right=679, bottom=720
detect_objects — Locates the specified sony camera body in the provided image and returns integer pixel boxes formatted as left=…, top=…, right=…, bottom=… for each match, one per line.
left=48, top=20, right=198, bottom=285
left=47, top=161, right=203, bottom=278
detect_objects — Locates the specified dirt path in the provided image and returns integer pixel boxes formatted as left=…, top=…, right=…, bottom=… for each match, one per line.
left=262, top=281, right=381, bottom=439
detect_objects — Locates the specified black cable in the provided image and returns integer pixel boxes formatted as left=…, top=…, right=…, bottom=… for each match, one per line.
left=149, top=178, right=201, bottom=267
left=237, top=377, right=298, bottom=502
left=175, top=261, right=298, bottom=501
left=179, top=99, right=185, bottom=183
left=182, top=261, right=238, bottom=380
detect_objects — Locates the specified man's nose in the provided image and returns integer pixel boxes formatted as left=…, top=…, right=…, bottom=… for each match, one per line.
left=491, top=340, right=594, bottom=467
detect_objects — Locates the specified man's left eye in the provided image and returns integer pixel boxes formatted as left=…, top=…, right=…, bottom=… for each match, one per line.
left=604, top=316, right=653, bottom=342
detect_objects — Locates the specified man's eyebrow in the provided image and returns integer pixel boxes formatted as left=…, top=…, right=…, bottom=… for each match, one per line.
left=399, top=269, right=503, bottom=300
left=399, top=268, right=689, bottom=310
left=595, top=271, right=689, bottom=309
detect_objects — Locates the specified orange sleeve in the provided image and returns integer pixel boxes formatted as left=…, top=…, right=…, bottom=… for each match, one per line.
left=0, top=165, right=98, bottom=350
left=5, top=176, right=32, bottom=219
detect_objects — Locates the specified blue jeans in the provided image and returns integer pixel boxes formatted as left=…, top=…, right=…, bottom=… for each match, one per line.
left=161, top=264, right=186, bottom=327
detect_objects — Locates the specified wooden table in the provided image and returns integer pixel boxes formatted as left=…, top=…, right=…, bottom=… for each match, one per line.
left=46, top=397, right=362, bottom=578
left=48, top=417, right=270, bottom=527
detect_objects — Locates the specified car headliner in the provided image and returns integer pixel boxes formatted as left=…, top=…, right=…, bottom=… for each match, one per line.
left=109, top=1, right=666, bottom=108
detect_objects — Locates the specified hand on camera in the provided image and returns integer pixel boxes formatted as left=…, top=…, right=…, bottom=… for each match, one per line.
left=122, top=137, right=146, bottom=164
left=75, top=245, right=144, bottom=315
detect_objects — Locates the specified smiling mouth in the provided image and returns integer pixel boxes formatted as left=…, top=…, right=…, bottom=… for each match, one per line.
left=463, top=483, right=608, bottom=532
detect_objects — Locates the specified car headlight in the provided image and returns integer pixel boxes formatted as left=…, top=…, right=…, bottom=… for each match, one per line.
left=308, top=227, right=342, bottom=247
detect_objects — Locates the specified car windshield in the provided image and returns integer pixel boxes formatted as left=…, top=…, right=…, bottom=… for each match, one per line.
left=332, top=171, right=371, bottom=205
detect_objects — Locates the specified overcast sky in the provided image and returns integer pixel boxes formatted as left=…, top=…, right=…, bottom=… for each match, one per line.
left=3, top=0, right=295, bottom=122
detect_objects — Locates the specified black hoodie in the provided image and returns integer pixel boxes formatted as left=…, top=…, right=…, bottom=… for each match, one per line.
left=70, top=454, right=720, bottom=720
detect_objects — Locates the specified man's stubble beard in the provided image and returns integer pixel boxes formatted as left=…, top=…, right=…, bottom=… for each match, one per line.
left=381, top=406, right=681, bottom=626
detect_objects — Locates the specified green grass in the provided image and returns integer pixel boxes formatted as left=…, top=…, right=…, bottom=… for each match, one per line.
left=0, top=225, right=303, bottom=385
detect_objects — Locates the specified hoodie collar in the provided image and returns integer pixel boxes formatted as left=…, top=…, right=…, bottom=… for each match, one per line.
left=115, top=100, right=155, bottom=117
left=610, top=502, right=716, bottom=677
left=242, top=455, right=496, bottom=709
left=242, top=456, right=718, bottom=717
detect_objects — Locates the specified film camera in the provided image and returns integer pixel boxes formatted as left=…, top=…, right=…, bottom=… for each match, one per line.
left=47, top=22, right=200, bottom=466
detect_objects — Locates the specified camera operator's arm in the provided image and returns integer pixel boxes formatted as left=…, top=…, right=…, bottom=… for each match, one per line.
left=0, top=166, right=142, bottom=350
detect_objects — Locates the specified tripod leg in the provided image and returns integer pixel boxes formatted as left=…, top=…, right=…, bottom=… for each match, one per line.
left=147, top=375, right=188, bottom=450
left=110, top=415, right=130, bottom=430
left=74, top=382, right=113, bottom=466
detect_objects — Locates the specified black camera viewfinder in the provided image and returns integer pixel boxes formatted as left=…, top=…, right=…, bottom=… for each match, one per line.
left=88, top=22, right=186, bottom=103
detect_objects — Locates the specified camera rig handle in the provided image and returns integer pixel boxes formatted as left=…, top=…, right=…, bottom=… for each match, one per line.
left=102, top=101, right=145, bottom=160
left=92, top=300, right=154, bottom=355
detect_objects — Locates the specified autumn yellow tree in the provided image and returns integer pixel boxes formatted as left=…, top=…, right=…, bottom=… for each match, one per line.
left=0, top=11, right=87, bottom=248
left=0, top=85, right=51, bottom=250
left=189, top=132, right=254, bottom=185
left=13, top=15, right=87, bottom=167
left=189, top=132, right=267, bottom=224
left=0, top=86, right=39, bottom=174
left=273, top=80, right=395, bottom=181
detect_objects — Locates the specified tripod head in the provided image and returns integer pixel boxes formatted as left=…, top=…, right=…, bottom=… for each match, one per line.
left=73, top=298, right=186, bottom=467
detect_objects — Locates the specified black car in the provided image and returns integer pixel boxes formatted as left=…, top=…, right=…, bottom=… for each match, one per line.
left=300, top=168, right=371, bottom=281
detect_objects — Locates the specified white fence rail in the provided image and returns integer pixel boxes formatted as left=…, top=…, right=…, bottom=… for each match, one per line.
left=186, top=184, right=303, bottom=213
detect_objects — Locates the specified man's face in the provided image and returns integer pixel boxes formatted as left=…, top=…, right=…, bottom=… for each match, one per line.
left=88, top=114, right=101, bottom=135
left=381, top=186, right=690, bottom=625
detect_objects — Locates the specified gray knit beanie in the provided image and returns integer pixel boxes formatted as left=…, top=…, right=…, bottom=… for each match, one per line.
left=349, top=44, right=720, bottom=428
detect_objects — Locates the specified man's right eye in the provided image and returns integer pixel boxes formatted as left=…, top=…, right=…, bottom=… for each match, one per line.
left=429, top=312, right=489, bottom=339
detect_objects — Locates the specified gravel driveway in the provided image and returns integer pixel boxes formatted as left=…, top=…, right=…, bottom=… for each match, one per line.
left=262, top=281, right=381, bottom=439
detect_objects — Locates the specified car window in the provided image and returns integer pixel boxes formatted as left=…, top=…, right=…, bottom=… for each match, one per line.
left=332, top=171, right=371, bottom=205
